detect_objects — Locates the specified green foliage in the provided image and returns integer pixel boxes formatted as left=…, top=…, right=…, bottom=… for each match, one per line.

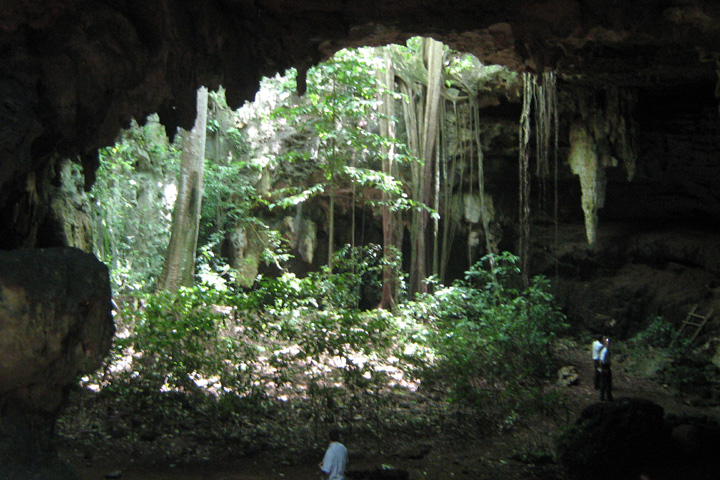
left=402, top=252, right=568, bottom=420
left=77, top=250, right=571, bottom=462
left=77, top=43, right=573, bottom=461
left=627, top=315, right=687, bottom=377
left=633, top=315, right=679, bottom=349
left=307, top=243, right=387, bottom=310
left=199, top=159, right=261, bottom=251
left=626, top=315, right=719, bottom=395
left=90, top=117, right=179, bottom=294
left=114, top=289, right=231, bottom=391
left=231, top=243, right=399, bottom=312
left=243, top=272, right=319, bottom=311
left=269, top=48, right=414, bottom=219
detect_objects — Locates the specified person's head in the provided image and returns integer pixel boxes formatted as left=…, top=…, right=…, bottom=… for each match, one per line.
left=597, top=334, right=604, bottom=342
left=328, top=427, right=340, bottom=442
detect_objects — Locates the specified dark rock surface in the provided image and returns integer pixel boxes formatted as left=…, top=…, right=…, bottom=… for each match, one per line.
left=556, top=398, right=673, bottom=479
left=0, top=247, right=114, bottom=479
left=556, top=397, right=720, bottom=480
left=2, top=1, right=720, bottom=249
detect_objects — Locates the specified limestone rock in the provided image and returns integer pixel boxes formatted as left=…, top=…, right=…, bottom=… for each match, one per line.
left=0, top=247, right=114, bottom=478
left=556, top=365, right=579, bottom=387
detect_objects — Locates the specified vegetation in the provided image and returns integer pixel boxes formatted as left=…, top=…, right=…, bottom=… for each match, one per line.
left=71, top=38, right=575, bottom=468
left=412, top=253, right=567, bottom=414
left=90, top=115, right=178, bottom=295
left=65, top=252, right=567, bottom=463
left=627, top=316, right=720, bottom=397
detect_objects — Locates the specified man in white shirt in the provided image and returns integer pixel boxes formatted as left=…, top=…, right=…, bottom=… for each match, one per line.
left=320, top=427, right=348, bottom=480
left=592, top=335, right=605, bottom=390
left=599, top=337, right=613, bottom=401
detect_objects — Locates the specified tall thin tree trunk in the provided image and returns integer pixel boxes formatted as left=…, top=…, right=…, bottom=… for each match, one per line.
left=351, top=150, right=357, bottom=249
left=157, top=86, right=208, bottom=292
left=379, top=50, right=397, bottom=309
left=432, top=121, right=441, bottom=279
left=413, top=37, right=444, bottom=294
left=327, top=81, right=339, bottom=273
left=401, top=82, right=421, bottom=292
left=439, top=100, right=459, bottom=283
left=328, top=191, right=335, bottom=272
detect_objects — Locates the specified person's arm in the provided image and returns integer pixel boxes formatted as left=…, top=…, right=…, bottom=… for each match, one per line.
left=320, top=448, right=332, bottom=479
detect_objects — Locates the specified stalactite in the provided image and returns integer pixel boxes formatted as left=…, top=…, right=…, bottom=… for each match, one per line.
left=568, top=120, right=605, bottom=247
left=569, top=85, right=637, bottom=247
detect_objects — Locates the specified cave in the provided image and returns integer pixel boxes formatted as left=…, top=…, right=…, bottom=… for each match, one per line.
left=3, top=1, right=720, bottom=479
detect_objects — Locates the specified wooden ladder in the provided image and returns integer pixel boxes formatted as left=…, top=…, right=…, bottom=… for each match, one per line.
left=671, top=304, right=714, bottom=347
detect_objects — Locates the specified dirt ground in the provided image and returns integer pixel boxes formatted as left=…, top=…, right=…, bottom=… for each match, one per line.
left=64, top=344, right=720, bottom=480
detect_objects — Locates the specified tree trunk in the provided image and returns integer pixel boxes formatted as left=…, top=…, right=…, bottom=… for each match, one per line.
left=412, top=38, right=444, bottom=295
left=379, top=50, right=397, bottom=309
left=328, top=190, right=335, bottom=272
left=157, top=86, right=208, bottom=292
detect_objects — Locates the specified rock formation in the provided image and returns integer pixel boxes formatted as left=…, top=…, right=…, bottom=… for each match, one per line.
left=556, top=398, right=720, bottom=480
left=2, top=1, right=720, bottom=250
left=0, top=248, right=114, bottom=478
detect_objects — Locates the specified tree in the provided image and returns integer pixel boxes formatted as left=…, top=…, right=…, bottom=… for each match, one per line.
left=377, top=48, right=399, bottom=309
left=272, top=49, right=407, bottom=272
left=157, top=86, right=209, bottom=292
left=395, top=37, right=444, bottom=295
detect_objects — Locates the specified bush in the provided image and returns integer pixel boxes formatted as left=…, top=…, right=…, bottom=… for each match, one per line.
left=106, top=287, right=262, bottom=401
left=404, top=253, right=568, bottom=421
left=633, top=316, right=679, bottom=349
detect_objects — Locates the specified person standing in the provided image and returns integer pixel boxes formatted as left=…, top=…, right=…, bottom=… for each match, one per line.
left=592, top=334, right=605, bottom=390
left=599, top=337, right=613, bottom=401
left=320, top=427, right=348, bottom=480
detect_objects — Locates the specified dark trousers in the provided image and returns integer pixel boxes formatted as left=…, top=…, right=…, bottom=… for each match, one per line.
left=600, top=367, right=613, bottom=401
left=593, top=360, right=601, bottom=389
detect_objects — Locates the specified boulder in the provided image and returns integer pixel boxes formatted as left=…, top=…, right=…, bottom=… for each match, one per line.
left=555, top=398, right=673, bottom=480
left=667, top=414, right=720, bottom=469
left=556, top=365, right=579, bottom=387
left=0, top=247, right=114, bottom=479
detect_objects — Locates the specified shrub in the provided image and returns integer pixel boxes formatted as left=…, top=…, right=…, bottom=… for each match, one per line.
left=405, top=253, right=568, bottom=421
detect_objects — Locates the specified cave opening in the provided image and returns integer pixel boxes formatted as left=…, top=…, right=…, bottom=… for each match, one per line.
left=4, top=3, right=720, bottom=480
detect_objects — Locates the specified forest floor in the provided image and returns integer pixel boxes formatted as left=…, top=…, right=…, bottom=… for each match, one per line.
left=61, top=341, right=720, bottom=480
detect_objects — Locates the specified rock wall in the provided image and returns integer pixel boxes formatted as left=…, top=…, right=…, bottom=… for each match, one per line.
left=0, top=247, right=114, bottom=478
left=2, top=1, right=720, bottom=249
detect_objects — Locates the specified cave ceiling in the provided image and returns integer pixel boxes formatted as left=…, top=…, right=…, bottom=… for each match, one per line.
left=1, top=0, right=720, bottom=247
